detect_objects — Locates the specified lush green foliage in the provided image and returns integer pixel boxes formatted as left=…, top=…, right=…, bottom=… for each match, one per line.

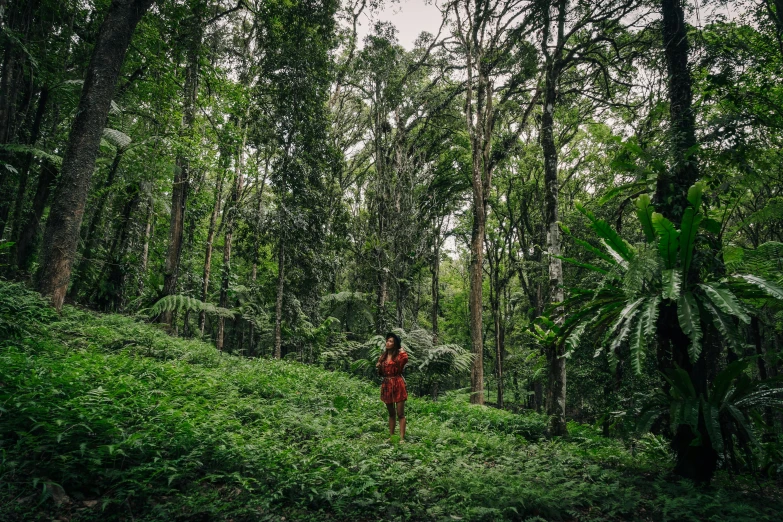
left=2, top=281, right=782, bottom=521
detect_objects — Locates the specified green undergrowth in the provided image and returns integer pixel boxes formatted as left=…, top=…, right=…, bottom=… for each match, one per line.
left=1, top=282, right=782, bottom=521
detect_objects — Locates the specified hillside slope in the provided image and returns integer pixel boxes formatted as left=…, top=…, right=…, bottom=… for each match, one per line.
left=1, top=282, right=781, bottom=521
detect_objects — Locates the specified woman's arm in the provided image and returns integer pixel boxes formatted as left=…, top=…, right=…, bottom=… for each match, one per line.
left=397, top=349, right=409, bottom=371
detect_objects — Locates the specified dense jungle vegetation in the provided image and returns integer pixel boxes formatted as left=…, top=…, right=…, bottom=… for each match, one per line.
left=1, top=0, right=783, bottom=520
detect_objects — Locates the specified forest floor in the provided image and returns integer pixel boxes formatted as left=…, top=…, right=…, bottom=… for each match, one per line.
left=1, top=282, right=782, bottom=521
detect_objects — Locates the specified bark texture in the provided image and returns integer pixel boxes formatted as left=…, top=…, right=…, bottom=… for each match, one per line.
left=37, top=0, right=154, bottom=309
left=7, top=85, right=48, bottom=275
left=162, top=9, right=203, bottom=323
left=539, top=0, right=568, bottom=437
left=200, top=170, right=225, bottom=335
left=16, top=159, right=56, bottom=271
left=655, top=0, right=699, bottom=224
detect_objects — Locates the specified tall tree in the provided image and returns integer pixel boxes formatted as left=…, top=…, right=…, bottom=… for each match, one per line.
left=161, top=0, right=207, bottom=323
left=536, top=0, right=640, bottom=435
left=36, top=0, right=155, bottom=309
left=447, top=0, right=535, bottom=404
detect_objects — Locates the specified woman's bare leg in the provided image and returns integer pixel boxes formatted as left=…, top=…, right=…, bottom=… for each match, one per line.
left=396, top=401, right=406, bottom=441
left=386, top=402, right=396, bottom=437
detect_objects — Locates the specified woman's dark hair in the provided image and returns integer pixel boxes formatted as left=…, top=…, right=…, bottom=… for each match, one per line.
left=385, top=332, right=401, bottom=351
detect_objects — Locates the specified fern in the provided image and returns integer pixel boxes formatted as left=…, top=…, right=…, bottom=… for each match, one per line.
left=652, top=213, right=679, bottom=269
left=699, top=282, right=750, bottom=324
left=149, top=295, right=235, bottom=319
left=635, top=194, right=656, bottom=242
left=0, top=143, right=63, bottom=166
left=724, top=241, right=783, bottom=277
left=679, top=207, right=703, bottom=277
left=622, top=244, right=661, bottom=296
left=677, top=292, right=702, bottom=363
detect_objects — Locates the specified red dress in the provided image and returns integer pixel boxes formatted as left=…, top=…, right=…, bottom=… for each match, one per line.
left=380, top=350, right=408, bottom=404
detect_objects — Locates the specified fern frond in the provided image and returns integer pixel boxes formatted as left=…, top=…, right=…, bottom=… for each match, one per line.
left=634, top=194, right=656, bottom=242
left=652, top=213, right=679, bottom=269
left=679, top=207, right=703, bottom=277
left=699, top=283, right=750, bottom=324
left=731, top=274, right=783, bottom=301
left=149, top=295, right=235, bottom=319
left=677, top=292, right=702, bottom=363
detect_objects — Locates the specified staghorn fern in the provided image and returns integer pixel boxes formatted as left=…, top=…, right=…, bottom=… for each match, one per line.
left=148, top=295, right=235, bottom=320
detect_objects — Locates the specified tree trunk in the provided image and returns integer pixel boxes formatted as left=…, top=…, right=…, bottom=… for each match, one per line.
left=218, top=139, right=247, bottom=352
left=200, top=170, right=225, bottom=335
left=0, top=0, right=39, bottom=238
left=656, top=0, right=717, bottom=484
left=138, top=197, right=153, bottom=293
left=541, top=62, right=567, bottom=436
left=36, top=0, right=154, bottom=310
left=468, top=173, right=486, bottom=405
left=16, top=159, right=56, bottom=271
left=274, top=240, right=285, bottom=359
left=98, top=181, right=141, bottom=311
left=162, top=12, right=202, bottom=323
left=70, top=147, right=125, bottom=296
left=430, top=222, right=441, bottom=343
left=494, top=293, right=504, bottom=410
left=7, top=85, right=48, bottom=276
left=655, top=0, right=699, bottom=224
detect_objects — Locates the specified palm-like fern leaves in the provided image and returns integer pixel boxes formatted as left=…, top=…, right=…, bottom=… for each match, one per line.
left=548, top=182, right=783, bottom=374
left=149, top=295, right=235, bottom=319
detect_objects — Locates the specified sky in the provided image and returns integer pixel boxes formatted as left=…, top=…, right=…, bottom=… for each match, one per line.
left=356, top=0, right=744, bottom=50
left=356, top=0, right=444, bottom=49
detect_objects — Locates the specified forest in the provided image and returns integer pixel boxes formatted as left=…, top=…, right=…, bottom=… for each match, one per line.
left=1, top=0, right=783, bottom=520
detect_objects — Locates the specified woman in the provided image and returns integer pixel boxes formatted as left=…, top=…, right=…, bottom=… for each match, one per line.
left=376, top=332, right=408, bottom=442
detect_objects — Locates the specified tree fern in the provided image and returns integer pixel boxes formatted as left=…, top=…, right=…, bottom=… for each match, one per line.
left=731, top=274, right=783, bottom=300
left=149, top=295, right=235, bottom=319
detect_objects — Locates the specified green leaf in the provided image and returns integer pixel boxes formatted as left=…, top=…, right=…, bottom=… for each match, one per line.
left=709, top=360, right=749, bottom=406
left=701, top=400, right=724, bottom=453
left=634, top=194, right=656, bottom=242
left=667, top=367, right=697, bottom=399
left=652, top=213, right=679, bottom=269
left=687, top=181, right=706, bottom=210
left=606, top=297, right=646, bottom=342
left=560, top=225, right=618, bottom=266
left=629, top=311, right=646, bottom=375
left=640, top=295, right=661, bottom=339
left=701, top=299, right=744, bottom=354
left=662, top=269, right=681, bottom=301
left=682, top=396, right=700, bottom=432
left=565, top=321, right=589, bottom=351
left=732, top=274, right=783, bottom=301
left=727, top=404, right=760, bottom=449
left=677, top=292, right=702, bottom=363
left=699, top=283, right=750, bottom=324
left=701, top=217, right=721, bottom=235
left=555, top=255, right=609, bottom=274
left=576, top=202, right=634, bottom=264
left=679, top=207, right=703, bottom=277
left=598, top=180, right=650, bottom=205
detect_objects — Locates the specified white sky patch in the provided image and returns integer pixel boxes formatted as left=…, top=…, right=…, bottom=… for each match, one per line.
left=357, top=0, right=443, bottom=49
